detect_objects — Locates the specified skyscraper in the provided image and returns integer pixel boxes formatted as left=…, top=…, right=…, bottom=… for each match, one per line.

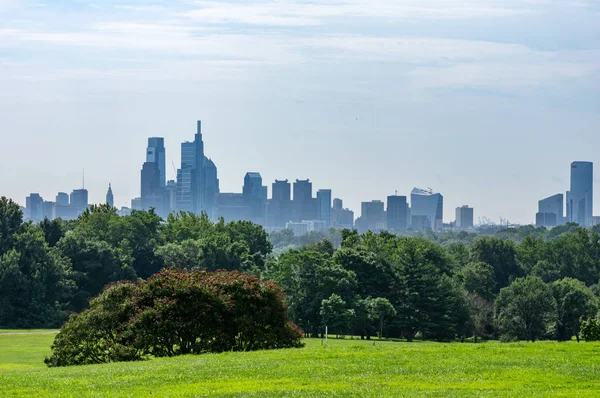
left=55, top=192, right=69, bottom=206
left=293, top=179, right=316, bottom=221
left=141, top=161, right=166, bottom=215
left=243, top=172, right=265, bottom=224
left=331, top=198, right=354, bottom=229
left=455, top=205, right=474, bottom=230
left=567, top=161, right=593, bottom=227
left=410, top=188, right=443, bottom=231
left=267, top=179, right=292, bottom=228
left=146, top=137, right=166, bottom=188
left=175, top=121, right=219, bottom=217
left=70, top=189, right=89, bottom=215
left=25, top=193, right=43, bottom=222
left=386, top=195, right=408, bottom=232
left=355, top=200, right=385, bottom=233
left=106, top=183, right=114, bottom=208
left=176, top=141, right=196, bottom=212
left=535, top=194, right=562, bottom=228
left=317, top=189, right=332, bottom=227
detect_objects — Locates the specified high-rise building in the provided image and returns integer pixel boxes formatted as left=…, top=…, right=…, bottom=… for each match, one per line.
left=455, top=205, right=474, bottom=230
left=70, top=189, right=89, bottom=215
left=387, top=195, right=408, bottom=232
left=165, top=180, right=177, bottom=213
left=176, top=141, right=196, bottom=212
left=292, top=179, right=316, bottom=221
left=131, top=197, right=142, bottom=210
left=175, top=121, right=219, bottom=217
left=204, top=158, right=219, bottom=219
left=333, top=198, right=343, bottom=210
left=567, top=161, right=593, bottom=227
left=55, top=192, right=69, bottom=206
left=25, top=193, right=43, bottom=222
left=141, top=161, right=166, bottom=215
left=268, top=179, right=292, bottom=227
left=215, top=193, right=251, bottom=223
left=146, top=137, right=166, bottom=188
left=536, top=194, right=563, bottom=228
left=331, top=198, right=354, bottom=229
left=317, top=189, right=332, bottom=227
left=410, top=188, right=443, bottom=231
left=243, top=172, right=265, bottom=224
left=355, top=200, right=385, bottom=233
left=106, top=183, right=114, bottom=208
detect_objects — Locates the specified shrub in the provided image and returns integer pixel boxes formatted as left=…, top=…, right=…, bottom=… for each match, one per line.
left=45, top=268, right=303, bottom=367
left=580, top=318, right=600, bottom=342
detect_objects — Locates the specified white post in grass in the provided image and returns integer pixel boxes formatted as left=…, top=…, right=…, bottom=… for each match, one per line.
left=325, top=326, right=328, bottom=342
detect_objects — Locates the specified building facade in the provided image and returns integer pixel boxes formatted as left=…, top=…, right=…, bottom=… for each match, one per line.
left=455, top=205, right=474, bottom=230
left=410, top=188, right=443, bottom=231
left=316, top=189, right=332, bottom=227
left=567, top=161, right=593, bottom=227
left=536, top=194, right=563, bottom=228
left=386, top=195, right=408, bottom=232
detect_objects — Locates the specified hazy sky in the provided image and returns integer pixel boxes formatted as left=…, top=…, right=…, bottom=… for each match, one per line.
left=1, top=0, right=599, bottom=224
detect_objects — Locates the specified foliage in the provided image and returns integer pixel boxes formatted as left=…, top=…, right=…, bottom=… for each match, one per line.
left=551, top=278, right=598, bottom=341
left=45, top=268, right=303, bottom=366
left=320, top=294, right=355, bottom=337
left=495, top=276, right=556, bottom=342
left=580, top=317, right=600, bottom=341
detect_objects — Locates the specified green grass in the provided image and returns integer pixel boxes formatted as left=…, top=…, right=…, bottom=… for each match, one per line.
left=2, top=332, right=600, bottom=397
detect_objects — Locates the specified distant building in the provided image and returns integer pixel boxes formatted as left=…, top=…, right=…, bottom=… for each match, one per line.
left=410, top=188, right=443, bottom=231
left=387, top=195, right=408, bottom=232
left=356, top=200, right=385, bottom=233
left=455, top=205, right=474, bottom=230
left=593, top=216, right=600, bottom=226
left=131, top=197, right=142, bottom=210
left=567, top=161, right=593, bottom=227
left=316, top=189, right=332, bottom=227
left=52, top=203, right=79, bottom=220
left=536, top=194, right=563, bottom=228
left=285, top=220, right=327, bottom=236
left=331, top=198, right=354, bottom=229
left=117, top=207, right=132, bottom=217
left=55, top=192, right=69, bottom=206
left=292, top=179, right=316, bottom=222
left=243, top=172, right=266, bottom=225
left=146, top=137, right=166, bottom=188
left=141, top=161, right=167, bottom=216
left=268, top=179, right=292, bottom=228
left=106, top=183, right=114, bottom=208
left=175, top=121, right=219, bottom=217
left=70, top=189, right=89, bottom=216
left=215, top=193, right=251, bottom=223
left=25, top=193, right=43, bottom=222
left=165, top=180, right=177, bottom=214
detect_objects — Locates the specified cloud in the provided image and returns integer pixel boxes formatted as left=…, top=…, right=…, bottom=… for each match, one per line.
left=181, top=0, right=536, bottom=27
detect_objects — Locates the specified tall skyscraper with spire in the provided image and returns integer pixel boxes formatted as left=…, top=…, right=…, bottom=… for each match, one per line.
left=106, top=183, right=114, bottom=208
left=175, top=120, right=219, bottom=218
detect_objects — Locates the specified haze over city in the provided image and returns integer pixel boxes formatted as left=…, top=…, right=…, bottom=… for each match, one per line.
left=1, top=0, right=599, bottom=224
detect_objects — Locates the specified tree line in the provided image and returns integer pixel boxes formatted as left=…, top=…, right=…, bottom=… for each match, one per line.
left=1, top=196, right=599, bottom=342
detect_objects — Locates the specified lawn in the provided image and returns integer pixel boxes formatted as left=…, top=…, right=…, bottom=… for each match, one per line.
left=1, top=332, right=600, bottom=397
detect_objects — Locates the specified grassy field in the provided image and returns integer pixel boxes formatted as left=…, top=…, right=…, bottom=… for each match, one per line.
left=1, top=331, right=600, bottom=397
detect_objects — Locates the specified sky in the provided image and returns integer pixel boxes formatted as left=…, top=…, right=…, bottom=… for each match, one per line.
left=0, top=0, right=599, bottom=225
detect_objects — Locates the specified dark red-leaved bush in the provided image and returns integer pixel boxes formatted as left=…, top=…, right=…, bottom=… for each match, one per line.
left=45, top=268, right=303, bottom=367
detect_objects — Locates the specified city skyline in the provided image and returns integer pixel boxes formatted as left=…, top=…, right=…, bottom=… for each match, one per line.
left=15, top=120, right=595, bottom=230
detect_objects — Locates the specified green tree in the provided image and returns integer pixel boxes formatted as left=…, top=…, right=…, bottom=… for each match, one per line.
left=470, top=237, right=522, bottom=292
left=320, top=293, right=355, bottom=338
left=0, top=196, right=22, bottom=255
left=459, top=261, right=495, bottom=301
left=495, top=276, right=556, bottom=342
left=552, top=278, right=598, bottom=342
left=368, top=297, right=396, bottom=339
